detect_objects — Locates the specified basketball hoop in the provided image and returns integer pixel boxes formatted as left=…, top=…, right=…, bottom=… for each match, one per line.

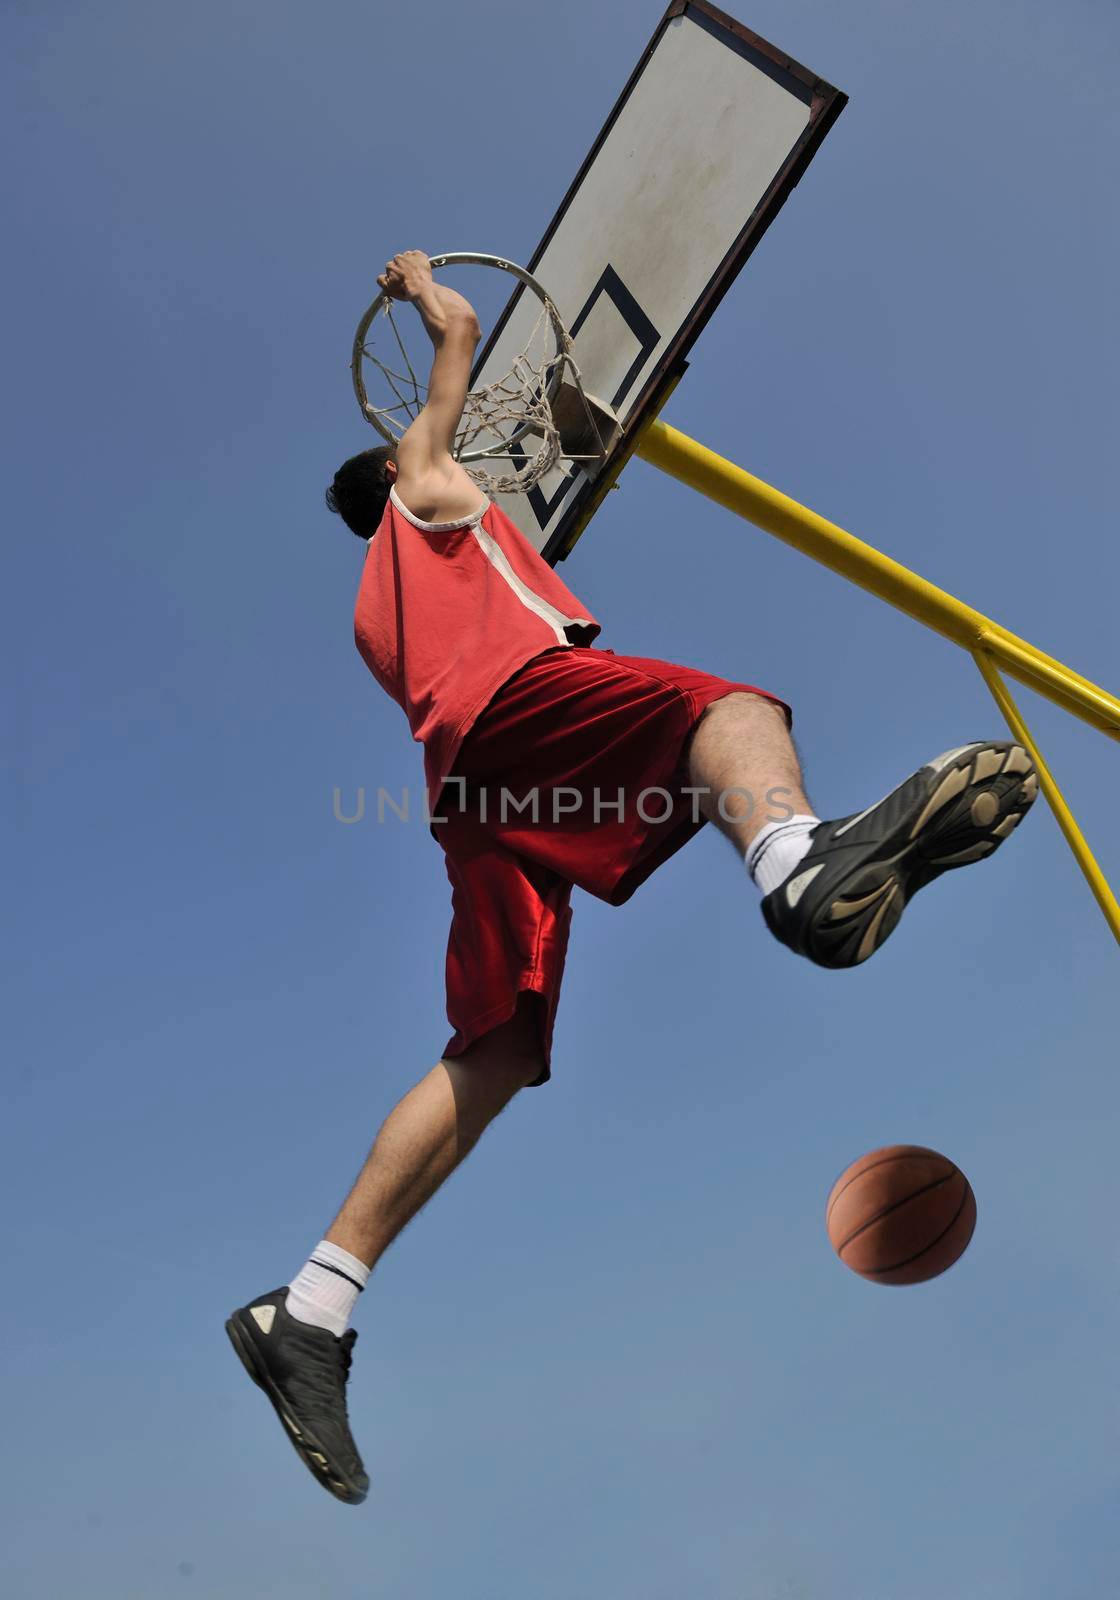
left=351, top=253, right=619, bottom=496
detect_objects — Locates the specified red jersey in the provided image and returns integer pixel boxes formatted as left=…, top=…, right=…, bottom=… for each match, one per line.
left=354, top=487, right=600, bottom=810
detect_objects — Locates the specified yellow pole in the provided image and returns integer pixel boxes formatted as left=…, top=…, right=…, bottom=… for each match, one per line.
left=635, top=420, right=1120, bottom=742
left=634, top=416, right=1120, bottom=945
left=971, top=651, right=1120, bottom=943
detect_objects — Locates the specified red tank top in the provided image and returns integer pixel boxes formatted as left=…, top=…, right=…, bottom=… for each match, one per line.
left=354, top=487, right=600, bottom=811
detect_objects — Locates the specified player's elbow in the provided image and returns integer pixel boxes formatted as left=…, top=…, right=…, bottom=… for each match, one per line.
left=446, top=305, right=482, bottom=343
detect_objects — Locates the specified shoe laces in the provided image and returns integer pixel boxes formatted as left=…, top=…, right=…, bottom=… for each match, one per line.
left=336, top=1328, right=357, bottom=1386
left=287, top=1323, right=359, bottom=1415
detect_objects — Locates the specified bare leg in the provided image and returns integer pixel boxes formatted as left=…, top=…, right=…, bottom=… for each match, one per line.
left=687, top=692, right=813, bottom=857
left=325, top=996, right=545, bottom=1272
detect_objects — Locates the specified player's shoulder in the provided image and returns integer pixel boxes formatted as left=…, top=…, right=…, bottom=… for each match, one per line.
left=391, top=473, right=487, bottom=529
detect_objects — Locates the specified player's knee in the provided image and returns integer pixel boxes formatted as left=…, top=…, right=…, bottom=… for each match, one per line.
left=464, top=995, right=547, bottom=1089
left=469, top=1035, right=545, bottom=1091
left=505, top=993, right=548, bottom=1085
left=503, top=1046, right=547, bottom=1090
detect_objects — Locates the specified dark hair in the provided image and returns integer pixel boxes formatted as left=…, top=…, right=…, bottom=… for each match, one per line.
left=325, top=446, right=396, bottom=539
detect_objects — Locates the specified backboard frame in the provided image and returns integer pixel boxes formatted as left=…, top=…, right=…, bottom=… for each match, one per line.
left=470, top=0, right=847, bottom=563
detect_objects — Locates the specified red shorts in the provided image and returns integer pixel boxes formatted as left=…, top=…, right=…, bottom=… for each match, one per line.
left=435, top=647, right=791, bottom=1085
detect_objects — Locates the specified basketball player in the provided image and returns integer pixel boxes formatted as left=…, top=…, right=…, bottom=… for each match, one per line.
left=226, top=252, right=1036, bottom=1503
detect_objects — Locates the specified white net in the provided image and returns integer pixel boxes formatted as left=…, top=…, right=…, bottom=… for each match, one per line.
left=353, top=259, right=613, bottom=495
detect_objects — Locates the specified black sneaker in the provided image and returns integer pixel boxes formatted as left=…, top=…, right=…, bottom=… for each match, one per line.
left=225, top=1287, right=369, bottom=1505
left=760, top=740, right=1038, bottom=969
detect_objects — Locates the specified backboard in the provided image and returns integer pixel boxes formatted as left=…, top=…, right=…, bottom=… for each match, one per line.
left=469, top=0, right=846, bottom=563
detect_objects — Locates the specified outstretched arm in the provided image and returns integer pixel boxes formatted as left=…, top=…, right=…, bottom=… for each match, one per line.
left=379, top=252, right=482, bottom=476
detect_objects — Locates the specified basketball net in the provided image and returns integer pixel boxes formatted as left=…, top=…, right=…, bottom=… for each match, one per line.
left=352, top=256, right=617, bottom=496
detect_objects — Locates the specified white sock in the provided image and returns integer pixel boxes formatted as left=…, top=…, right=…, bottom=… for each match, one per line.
left=287, top=1240, right=370, bottom=1337
left=746, top=813, right=821, bottom=896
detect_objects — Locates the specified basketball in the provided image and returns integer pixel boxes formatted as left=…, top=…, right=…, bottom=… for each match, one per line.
left=825, top=1144, right=977, bottom=1285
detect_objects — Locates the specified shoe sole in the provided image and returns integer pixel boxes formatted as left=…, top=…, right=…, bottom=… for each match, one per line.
left=803, top=741, right=1038, bottom=967
left=225, top=1315, right=368, bottom=1505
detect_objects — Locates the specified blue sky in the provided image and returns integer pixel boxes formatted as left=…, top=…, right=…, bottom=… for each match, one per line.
left=5, top=1, right=1119, bottom=1595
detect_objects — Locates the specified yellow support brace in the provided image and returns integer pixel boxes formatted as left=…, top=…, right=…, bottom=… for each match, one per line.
left=972, top=652, right=1120, bottom=944
left=634, top=418, right=1119, bottom=943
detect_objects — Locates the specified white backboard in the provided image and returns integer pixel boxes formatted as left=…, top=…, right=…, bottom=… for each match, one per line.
left=470, top=0, right=845, bottom=561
